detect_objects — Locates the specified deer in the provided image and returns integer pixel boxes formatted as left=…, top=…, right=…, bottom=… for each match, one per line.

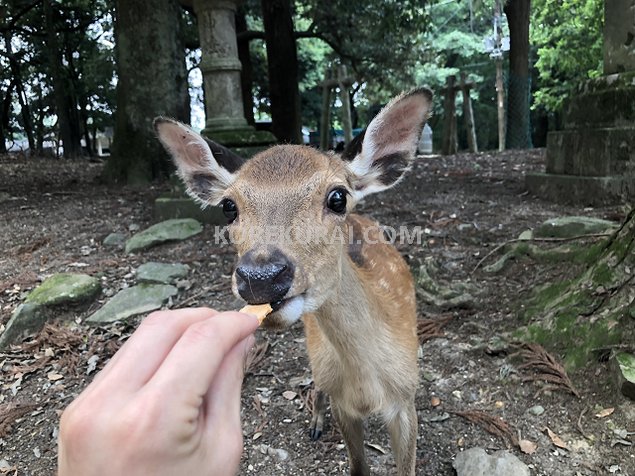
left=154, top=88, right=432, bottom=476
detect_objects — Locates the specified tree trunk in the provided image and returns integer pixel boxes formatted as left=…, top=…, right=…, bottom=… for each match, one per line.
left=504, top=0, right=532, bottom=149
left=236, top=9, right=255, bottom=126
left=0, top=79, right=15, bottom=154
left=261, top=0, right=302, bottom=144
left=3, top=31, right=35, bottom=152
left=44, top=0, right=83, bottom=159
left=106, top=0, right=189, bottom=184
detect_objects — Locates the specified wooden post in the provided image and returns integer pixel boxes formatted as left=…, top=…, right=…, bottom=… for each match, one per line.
left=460, top=72, right=478, bottom=153
left=442, top=75, right=458, bottom=155
left=495, top=57, right=506, bottom=151
left=338, top=65, right=353, bottom=144
left=320, top=67, right=333, bottom=150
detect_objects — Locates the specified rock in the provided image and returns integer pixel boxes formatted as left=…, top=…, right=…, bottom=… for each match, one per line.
left=125, top=219, right=203, bottom=253
left=534, top=216, right=617, bottom=239
left=453, top=447, right=530, bottom=476
left=0, top=304, right=46, bottom=349
left=612, top=352, right=635, bottom=400
left=136, top=262, right=189, bottom=284
left=26, top=273, right=101, bottom=306
left=258, top=444, right=289, bottom=462
left=154, top=196, right=227, bottom=225
left=416, top=258, right=476, bottom=309
left=528, top=405, right=545, bottom=416
left=103, top=232, right=126, bottom=248
left=86, top=284, right=178, bottom=323
left=0, top=274, right=100, bottom=349
left=518, top=229, right=533, bottom=241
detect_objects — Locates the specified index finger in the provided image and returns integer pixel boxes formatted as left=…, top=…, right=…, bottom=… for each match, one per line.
left=147, top=311, right=259, bottom=398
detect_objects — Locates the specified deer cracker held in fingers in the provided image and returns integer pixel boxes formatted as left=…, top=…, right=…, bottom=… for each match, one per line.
left=155, top=88, right=432, bottom=476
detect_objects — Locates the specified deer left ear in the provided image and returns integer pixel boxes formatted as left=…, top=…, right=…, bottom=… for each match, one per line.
left=346, top=88, right=432, bottom=199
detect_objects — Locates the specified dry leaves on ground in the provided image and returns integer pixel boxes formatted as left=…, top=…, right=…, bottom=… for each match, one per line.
left=451, top=409, right=519, bottom=447
left=0, top=402, right=38, bottom=438
left=417, top=315, right=452, bottom=344
left=511, top=343, right=580, bottom=398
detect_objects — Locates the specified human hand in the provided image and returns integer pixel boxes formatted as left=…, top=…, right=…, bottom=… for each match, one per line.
left=58, top=307, right=259, bottom=476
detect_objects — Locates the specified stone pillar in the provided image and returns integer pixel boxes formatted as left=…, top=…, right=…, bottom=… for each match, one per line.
left=193, top=0, right=275, bottom=154
left=604, top=0, right=635, bottom=74
left=526, top=0, right=635, bottom=205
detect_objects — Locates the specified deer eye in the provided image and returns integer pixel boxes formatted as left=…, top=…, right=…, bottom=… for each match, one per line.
left=221, top=198, right=238, bottom=223
left=326, top=188, right=347, bottom=214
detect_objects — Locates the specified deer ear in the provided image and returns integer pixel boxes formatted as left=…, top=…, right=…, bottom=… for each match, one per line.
left=346, top=88, right=432, bottom=199
left=154, top=117, right=243, bottom=206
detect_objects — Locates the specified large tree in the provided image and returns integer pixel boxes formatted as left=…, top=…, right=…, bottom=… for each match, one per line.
left=504, top=0, right=532, bottom=149
left=261, top=0, right=302, bottom=144
left=44, top=0, right=83, bottom=158
left=106, top=0, right=189, bottom=184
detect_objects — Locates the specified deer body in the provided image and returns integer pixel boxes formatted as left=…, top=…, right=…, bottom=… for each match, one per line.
left=155, top=89, right=432, bottom=476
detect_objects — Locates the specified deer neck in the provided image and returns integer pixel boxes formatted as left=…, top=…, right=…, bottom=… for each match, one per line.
left=314, top=255, right=380, bottom=359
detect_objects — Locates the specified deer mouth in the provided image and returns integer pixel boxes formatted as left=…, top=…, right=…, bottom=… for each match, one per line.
left=270, top=294, right=304, bottom=312
left=263, top=294, right=306, bottom=326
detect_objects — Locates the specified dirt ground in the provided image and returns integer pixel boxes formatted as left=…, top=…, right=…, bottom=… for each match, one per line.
left=0, top=149, right=633, bottom=476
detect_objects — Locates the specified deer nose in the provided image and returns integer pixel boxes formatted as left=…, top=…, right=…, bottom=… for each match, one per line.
left=235, top=251, right=294, bottom=304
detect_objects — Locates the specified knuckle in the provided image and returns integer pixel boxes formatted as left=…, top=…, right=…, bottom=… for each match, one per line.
left=184, top=318, right=224, bottom=345
left=142, top=310, right=170, bottom=327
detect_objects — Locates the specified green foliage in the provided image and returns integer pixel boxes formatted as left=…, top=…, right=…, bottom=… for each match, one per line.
left=531, top=0, right=603, bottom=113
left=413, top=0, right=500, bottom=150
left=0, top=0, right=115, bottom=150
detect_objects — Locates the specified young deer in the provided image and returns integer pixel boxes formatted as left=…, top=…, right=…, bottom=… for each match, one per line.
left=155, top=88, right=432, bottom=476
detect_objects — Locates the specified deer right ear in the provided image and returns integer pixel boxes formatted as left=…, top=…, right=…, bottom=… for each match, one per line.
left=154, top=117, right=243, bottom=206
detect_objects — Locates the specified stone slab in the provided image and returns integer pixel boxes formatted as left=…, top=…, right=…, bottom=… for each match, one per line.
left=535, top=216, right=617, bottom=239
left=103, top=232, right=127, bottom=248
left=546, top=127, right=635, bottom=176
left=453, top=448, right=530, bottom=476
left=125, top=218, right=203, bottom=253
left=26, top=273, right=101, bottom=306
left=526, top=172, right=635, bottom=205
left=136, top=262, right=189, bottom=284
left=562, top=74, right=635, bottom=130
left=604, top=0, right=635, bottom=74
left=0, top=303, right=46, bottom=349
left=154, top=196, right=226, bottom=225
left=202, top=128, right=276, bottom=147
left=86, top=284, right=178, bottom=323
left=0, top=273, right=101, bottom=349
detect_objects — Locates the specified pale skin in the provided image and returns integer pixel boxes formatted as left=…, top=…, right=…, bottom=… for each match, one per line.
left=57, top=308, right=259, bottom=476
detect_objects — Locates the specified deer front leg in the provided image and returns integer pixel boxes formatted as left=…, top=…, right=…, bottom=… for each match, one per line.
left=309, top=388, right=327, bottom=440
left=386, top=402, right=418, bottom=476
left=331, top=398, right=370, bottom=476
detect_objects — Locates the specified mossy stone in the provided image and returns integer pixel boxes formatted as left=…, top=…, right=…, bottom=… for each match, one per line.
left=535, top=216, right=617, bottom=239
left=26, top=273, right=101, bottom=306
left=86, top=284, right=178, bottom=323
left=125, top=218, right=203, bottom=253
left=136, top=262, right=189, bottom=284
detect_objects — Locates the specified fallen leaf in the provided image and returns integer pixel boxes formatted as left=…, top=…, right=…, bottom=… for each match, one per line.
left=282, top=390, right=297, bottom=400
left=545, top=427, right=569, bottom=450
left=595, top=407, right=614, bottom=418
left=365, top=442, right=387, bottom=454
left=519, top=439, right=538, bottom=454
left=47, top=372, right=63, bottom=381
left=430, top=396, right=441, bottom=407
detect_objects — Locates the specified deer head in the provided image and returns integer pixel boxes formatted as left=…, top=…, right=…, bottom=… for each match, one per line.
left=155, top=88, right=432, bottom=327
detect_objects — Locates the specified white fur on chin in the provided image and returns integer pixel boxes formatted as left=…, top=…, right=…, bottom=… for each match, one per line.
left=276, top=295, right=306, bottom=325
